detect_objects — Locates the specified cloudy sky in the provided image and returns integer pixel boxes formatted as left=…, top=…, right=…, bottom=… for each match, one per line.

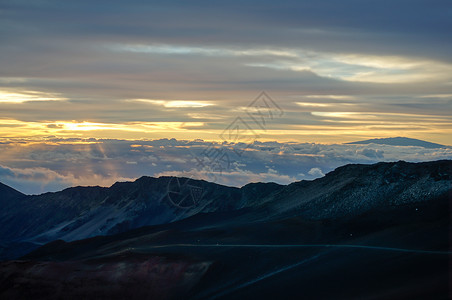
left=1, top=0, right=451, bottom=193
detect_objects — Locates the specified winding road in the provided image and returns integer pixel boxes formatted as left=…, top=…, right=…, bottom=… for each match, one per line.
left=145, top=243, right=452, bottom=255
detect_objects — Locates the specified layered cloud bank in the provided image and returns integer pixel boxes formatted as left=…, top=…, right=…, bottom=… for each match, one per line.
left=0, top=138, right=450, bottom=194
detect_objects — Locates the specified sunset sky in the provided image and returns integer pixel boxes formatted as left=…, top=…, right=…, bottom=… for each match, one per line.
left=1, top=0, right=451, bottom=193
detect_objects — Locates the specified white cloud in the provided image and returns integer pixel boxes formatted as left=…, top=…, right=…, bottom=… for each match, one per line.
left=0, top=89, right=67, bottom=103
left=112, top=44, right=298, bottom=58
left=129, top=99, right=213, bottom=108
left=308, top=167, right=324, bottom=177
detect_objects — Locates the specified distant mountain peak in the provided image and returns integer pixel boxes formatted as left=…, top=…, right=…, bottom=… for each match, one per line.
left=346, top=137, right=448, bottom=148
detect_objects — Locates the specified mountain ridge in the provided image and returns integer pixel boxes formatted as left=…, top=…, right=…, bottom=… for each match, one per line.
left=0, top=160, right=451, bottom=299
left=346, top=137, right=448, bottom=148
left=0, top=160, right=450, bottom=260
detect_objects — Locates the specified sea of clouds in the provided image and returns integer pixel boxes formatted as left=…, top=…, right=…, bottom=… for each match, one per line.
left=0, top=138, right=451, bottom=194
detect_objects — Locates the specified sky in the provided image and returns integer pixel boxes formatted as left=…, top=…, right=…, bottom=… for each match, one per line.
left=1, top=0, right=451, bottom=193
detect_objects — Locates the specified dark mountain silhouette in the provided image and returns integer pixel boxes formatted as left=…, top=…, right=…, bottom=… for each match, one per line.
left=0, top=177, right=274, bottom=259
left=346, top=137, right=448, bottom=148
left=0, top=160, right=451, bottom=299
left=0, top=182, right=25, bottom=205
